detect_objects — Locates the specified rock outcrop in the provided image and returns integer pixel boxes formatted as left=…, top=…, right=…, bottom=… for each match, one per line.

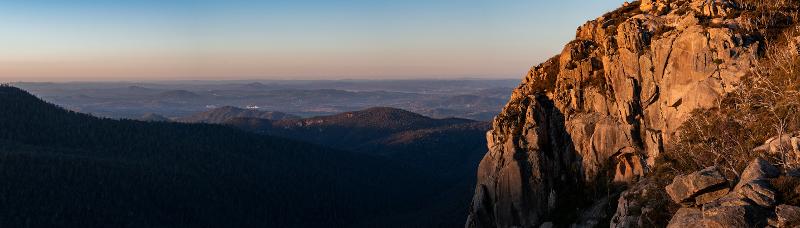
left=753, top=132, right=800, bottom=158
left=664, top=158, right=790, bottom=228
left=609, top=179, right=662, bottom=227
left=467, top=0, right=764, bottom=227
left=665, top=166, right=729, bottom=205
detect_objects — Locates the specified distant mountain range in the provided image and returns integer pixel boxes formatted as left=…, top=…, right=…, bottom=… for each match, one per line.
left=13, top=80, right=515, bottom=121
left=156, top=89, right=202, bottom=100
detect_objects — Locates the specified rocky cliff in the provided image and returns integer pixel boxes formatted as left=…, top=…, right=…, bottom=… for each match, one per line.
left=663, top=159, right=800, bottom=227
left=466, top=0, right=786, bottom=227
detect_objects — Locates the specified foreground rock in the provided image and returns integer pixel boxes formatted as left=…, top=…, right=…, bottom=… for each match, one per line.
left=667, top=208, right=703, bottom=228
left=753, top=132, right=800, bottom=157
left=610, top=180, right=660, bottom=227
left=736, top=181, right=777, bottom=208
left=664, top=159, right=790, bottom=228
left=666, top=166, right=729, bottom=205
left=775, top=204, right=800, bottom=227
left=738, top=158, right=781, bottom=187
left=702, top=203, right=764, bottom=228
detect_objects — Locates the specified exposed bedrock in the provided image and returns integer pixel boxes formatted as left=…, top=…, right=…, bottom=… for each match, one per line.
left=467, top=0, right=761, bottom=227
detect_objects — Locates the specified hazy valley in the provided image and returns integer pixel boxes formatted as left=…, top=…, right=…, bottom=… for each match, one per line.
left=14, top=80, right=516, bottom=121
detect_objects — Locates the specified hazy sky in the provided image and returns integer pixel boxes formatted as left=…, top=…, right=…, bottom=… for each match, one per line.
left=0, top=0, right=625, bottom=82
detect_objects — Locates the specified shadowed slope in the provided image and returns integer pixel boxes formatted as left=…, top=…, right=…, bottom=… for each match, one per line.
left=223, top=107, right=490, bottom=227
left=0, top=85, right=440, bottom=228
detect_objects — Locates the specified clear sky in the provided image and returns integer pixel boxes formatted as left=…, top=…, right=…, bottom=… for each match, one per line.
left=0, top=0, right=626, bottom=82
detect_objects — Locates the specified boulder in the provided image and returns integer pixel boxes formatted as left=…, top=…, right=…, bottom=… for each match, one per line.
left=666, top=166, right=729, bottom=204
left=611, top=185, right=651, bottom=228
left=728, top=159, right=780, bottom=208
left=712, top=190, right=759, bottom=206
left=737, top=158, right=780, bottom=187
left=736, top=181, right=777, bottom=208
left=776, top=204, right=800, bottom=227
left=702, top=204, right=762, bottom=228
left=640, top=0, right=656, bottom=11
left=675, top=12, right=700, bottom=30
left=609, top=178, right=666, bottom=228
left=753, top=133, right=800, bottom=158
left=690, top=0, right=736, bottom=17
left=667, top=208, right=704, bottom=228
left=663, top=160, right=783, bottom=227
left=695, top=188, right=729, bottom=205
left=640, top=0, right=670, bottom=14
left=694, top=165, right=776, bottom=228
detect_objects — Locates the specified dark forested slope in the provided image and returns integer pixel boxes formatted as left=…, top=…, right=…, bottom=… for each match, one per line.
left=0, top=86, right=440, bottom=228
left=223, top=107, right=491, bottom=227
left=229, top=107, right=477, bottom=152
left=223, top=107, right=489, bottom=179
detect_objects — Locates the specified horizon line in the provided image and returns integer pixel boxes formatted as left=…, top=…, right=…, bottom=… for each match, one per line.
left=7, top=76, right=523, bottom=84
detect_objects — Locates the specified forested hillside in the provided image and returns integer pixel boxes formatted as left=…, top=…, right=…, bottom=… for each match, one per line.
left=175, top=106, right=299, bottom=123
left=223, top=107, right=491, bottom=227
left=0, top=85, right=442, bottom=228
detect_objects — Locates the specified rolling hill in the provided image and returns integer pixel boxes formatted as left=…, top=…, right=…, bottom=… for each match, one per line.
left=136, top=113, right=171, bottom=122
left=222, top=107, right=488, bottom=176
left=176, top=106, right=300, bottom=123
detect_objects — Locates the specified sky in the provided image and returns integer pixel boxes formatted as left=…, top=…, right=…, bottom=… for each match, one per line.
left=0, top=0, right=626, bottom=82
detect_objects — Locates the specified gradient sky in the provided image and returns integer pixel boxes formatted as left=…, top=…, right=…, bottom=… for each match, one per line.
left=0, top=0, right=625, bottom=82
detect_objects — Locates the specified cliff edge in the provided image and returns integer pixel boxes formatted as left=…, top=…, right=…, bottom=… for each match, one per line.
left=467, top=0, right=800, bottom=227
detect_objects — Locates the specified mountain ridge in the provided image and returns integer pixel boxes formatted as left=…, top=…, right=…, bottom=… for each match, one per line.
left=176, top=105, right=300, bottom=123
